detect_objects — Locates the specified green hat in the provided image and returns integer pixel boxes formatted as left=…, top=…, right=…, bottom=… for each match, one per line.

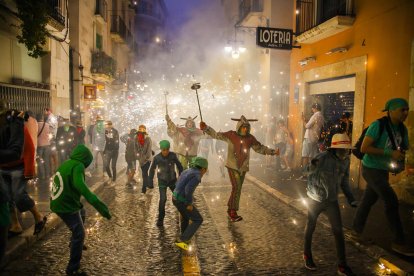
left=382, top=98, right=409, bottom=111
left=189, top=156, right=208, bottom=169
left=159, top=140, right=170, bottom=150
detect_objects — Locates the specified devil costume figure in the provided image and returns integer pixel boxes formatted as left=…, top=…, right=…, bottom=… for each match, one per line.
left=200, top=115, right=279, bottom=222
left=166, top=115, right=206, bottom=169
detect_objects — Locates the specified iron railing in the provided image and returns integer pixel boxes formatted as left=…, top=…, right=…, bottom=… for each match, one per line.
left=91, top=51, right=116, bottom=77
left=95, top=0, right=107, bottom=21
left=238, top=0, right=263, bottom=23
left=47, top=0, right=65, bottom=26
left=0, top=83, right=50, bottom=115
left=296, top=0, right=354, bottom=35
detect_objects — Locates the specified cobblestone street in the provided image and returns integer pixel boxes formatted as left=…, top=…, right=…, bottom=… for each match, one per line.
left=1, top=170, right=388, bottom=275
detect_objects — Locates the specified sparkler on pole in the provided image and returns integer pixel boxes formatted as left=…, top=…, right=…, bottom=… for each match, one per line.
left=191, top=83, right=202, bottom=121
left=164, top=91, right=169, bottom=115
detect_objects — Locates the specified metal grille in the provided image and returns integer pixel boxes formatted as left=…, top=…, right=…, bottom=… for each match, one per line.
left=0, top=83, right=50, bottom=116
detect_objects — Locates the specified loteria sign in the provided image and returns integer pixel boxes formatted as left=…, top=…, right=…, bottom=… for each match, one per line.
left=256, top=27, right=293, bottom=50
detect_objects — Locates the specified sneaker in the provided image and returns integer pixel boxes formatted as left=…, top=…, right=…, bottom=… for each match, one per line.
left=337, top=264, right=355, bottom=276
left=85, top=172, right=92, bottom=178
left=34, top=216, right=47, bottom=235
left=303, top=254, right=316, bottom=271
left=174, top=240, right=189, bottom=250
left=227, top=210, right=243, bottom=222
left=391, top=243, right=414, bottom=256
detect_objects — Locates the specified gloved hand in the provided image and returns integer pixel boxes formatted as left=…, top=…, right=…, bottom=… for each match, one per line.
left=272, top=148, right=280, bottom=155
left=350, top=201, right=358, bottom=208
left=200, top=121, right=207, bottom=131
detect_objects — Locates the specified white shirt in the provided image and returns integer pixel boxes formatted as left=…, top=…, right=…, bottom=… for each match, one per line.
left=304, top=111, right=324, bottom=143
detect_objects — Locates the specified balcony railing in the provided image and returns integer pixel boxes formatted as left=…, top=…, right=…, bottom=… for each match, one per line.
left=47, top=0, right=65, bottom=26
left=238, top=0, right=263, bottom=23
left=95, top=0, right=107, bottom=22
left=111, top=15, right=128, bottom=43
left=91, top=51, right=116, bottom=77
left=296, top=0, right=354, bottom=35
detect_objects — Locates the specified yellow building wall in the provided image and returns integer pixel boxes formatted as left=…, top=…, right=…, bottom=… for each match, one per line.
left=289, top=0, right=414, bottom=167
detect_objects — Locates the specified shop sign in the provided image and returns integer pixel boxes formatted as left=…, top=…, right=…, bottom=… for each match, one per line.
left=84, top=85, right=97, bottom=100
left=256, top=27, right=293, bottom=50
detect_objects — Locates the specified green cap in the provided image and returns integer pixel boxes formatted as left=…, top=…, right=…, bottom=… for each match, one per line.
left=159, top=140, right=170, bottom=150
left=382, top=98, right=409, bottom=111
left=189, top=156, right=208, bottom=169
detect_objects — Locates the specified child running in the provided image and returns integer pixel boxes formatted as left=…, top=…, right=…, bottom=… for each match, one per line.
left=149, top=140, right=183, bottom=227
left=172, top=157, right=208, bottom=250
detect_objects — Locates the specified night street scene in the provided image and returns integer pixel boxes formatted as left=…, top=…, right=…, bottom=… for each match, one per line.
left=1, top=0, right=414, bottom=275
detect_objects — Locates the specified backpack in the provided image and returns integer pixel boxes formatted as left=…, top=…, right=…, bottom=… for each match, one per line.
left=351, top=116, right=405, bottom=160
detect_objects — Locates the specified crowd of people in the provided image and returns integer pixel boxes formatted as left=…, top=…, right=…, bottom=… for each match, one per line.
left=1, top=97, right=413, bottom=276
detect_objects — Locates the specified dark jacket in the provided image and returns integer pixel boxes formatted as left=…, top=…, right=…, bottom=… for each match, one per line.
left=173, top=168, right=201, bottom=205
left=0, top=113, right=24, bottom=204
left=120, top=132, right=136, bottom=162
left=56, top=125, right=77, bottom=152
left=104, top=127, right=119, bottom=152
left=74, top=127, right=86, bottom=146
left=149, top=152, right=183, bottom=184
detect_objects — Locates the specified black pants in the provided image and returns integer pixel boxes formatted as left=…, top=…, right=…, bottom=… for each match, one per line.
left=104, top=150, right=118, bottom=181
left=158, top=181, right=175, bottom=222
left=353, top=166, right=405, bottom=244
left=140, top=161, right=152, bottom=193
left=304, top=199, right=346, bottom=265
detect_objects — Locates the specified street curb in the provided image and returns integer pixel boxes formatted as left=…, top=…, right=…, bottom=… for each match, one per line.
left=0, top=168, right=125, bottom=269
left=245, top=174, right=414, bottom=276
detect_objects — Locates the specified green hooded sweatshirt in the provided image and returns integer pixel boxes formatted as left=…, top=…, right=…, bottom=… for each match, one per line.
left=50, top=144, right=111, bottom=219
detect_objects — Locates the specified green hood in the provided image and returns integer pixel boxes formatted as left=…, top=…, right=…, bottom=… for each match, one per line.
left=70, top=144, right=93, bottom=168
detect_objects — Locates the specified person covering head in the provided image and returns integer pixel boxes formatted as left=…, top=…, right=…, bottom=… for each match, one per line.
left=382, top=98, right=409, bottom=112
left=232, top=115, right=258, bottom=136
left=329, top=133, right=354, bottom=149
left=189, top=156, right=208, bottom=169
left=181, top=116, right=197, bottom=130
left=159, top=140, right=170, bottom=150
left=312, top=103, right=321, bottom=111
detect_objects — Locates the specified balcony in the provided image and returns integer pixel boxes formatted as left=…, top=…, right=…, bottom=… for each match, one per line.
left=47, top=0, right=65, bottom=31
left=237, top=0, right=263, bottom=28
left=295, top=0, right=354, bottom=44
left=91, top=51, right=116, bottom=81
left=111, top=15, right=128, bottom=43
left=95, top=0, right=107, bottom=23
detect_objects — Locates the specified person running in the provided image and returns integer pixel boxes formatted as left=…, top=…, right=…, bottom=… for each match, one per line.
left=352, top=98, right=414, bottom=256
left=50, top=144, right=111, bottom=275
left=303, top=133, right=358, bottom=276
left=120, top=128, right=138, bottom=186
left=135, top=125, right=153, bottom=196
left=103, top=121, right=119, bottom=183
left=0, top=106, right=24, bottom=263
left=200, top=115, right=279, bottom=222
left=172, top=157, right=208, bottom=250
left=149, top=140, right=183, bottom=227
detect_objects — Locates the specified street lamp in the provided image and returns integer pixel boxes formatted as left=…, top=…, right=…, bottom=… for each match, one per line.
left=224, top=27, right=246, bottom=59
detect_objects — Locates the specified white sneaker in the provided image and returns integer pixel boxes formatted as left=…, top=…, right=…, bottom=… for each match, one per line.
left=85, top=172, right=92, bottom=178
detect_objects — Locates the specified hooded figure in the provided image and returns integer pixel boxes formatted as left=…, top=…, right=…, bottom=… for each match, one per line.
left=166, top=114, right=206, bottom=169
left=50, top=144, right=111, bottom=275
left=200, top=115, right=278, bottom=222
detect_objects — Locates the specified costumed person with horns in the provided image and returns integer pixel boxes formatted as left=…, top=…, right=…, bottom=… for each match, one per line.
left=200, top=116, right=279, bottom=222
left=165, top=115, right=206, bottom=169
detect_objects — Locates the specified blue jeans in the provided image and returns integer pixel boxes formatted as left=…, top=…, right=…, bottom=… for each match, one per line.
left=304, top=199, right=346, bottom=265
left=140, top=161, right=152, bottom=193
left=353, top=166, right=405, bottom=244
left=172, top=198, right=203, bottom=242
left=57, top=208, right=86, bottom=274
left=158, top=181, right=175, bottom=222
left=0, top=168, right=34, bottom=212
